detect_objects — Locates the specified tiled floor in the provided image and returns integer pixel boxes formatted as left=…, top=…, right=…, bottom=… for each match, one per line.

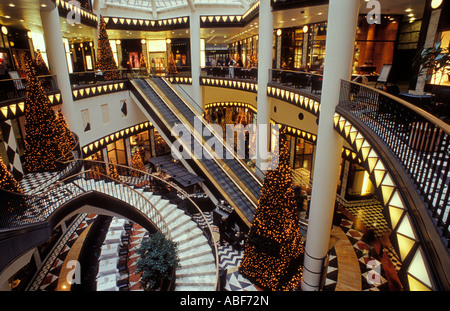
left=26, top=198, right=402, bottom=292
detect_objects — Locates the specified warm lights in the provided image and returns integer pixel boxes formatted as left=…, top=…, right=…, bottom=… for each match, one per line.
left=431, top=0, right=443, bottom=9
left=239, top=132, right=303, bottom=291
left=23, top=54, right=75, bottom=173
left=97, top=16, right=121, bottom=81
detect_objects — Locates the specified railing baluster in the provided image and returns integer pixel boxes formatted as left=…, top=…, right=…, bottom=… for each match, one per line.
left=337, top=80, right=450, bottom=252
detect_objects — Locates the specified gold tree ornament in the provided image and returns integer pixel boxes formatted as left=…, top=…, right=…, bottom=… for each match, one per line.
left=108, top=162, right=120, bottom=181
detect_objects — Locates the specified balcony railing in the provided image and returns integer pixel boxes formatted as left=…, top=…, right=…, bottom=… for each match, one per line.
left=0, top=74, right=59, bottom=102
left=338, top=80, right=450, bottom=246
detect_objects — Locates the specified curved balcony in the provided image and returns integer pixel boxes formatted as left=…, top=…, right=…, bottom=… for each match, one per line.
left=335, top=80, right=450, bottom=291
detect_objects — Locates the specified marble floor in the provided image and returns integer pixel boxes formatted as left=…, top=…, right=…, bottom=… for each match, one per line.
left=26, top=199, right=402, bottom=292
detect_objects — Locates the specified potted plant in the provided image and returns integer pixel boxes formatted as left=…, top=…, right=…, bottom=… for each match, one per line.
left=413, top=38, right=450, bottom=86
left=135, top=232, right=180, bottom=291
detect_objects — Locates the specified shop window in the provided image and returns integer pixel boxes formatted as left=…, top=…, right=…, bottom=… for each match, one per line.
left=130, top=131, right=151, bottom=164
left=294, top=138, right=314, bottom=172
left=107, top=139, right=127, bottom=166
left=346, top=163, right=375, bottom=199
left=154, top=130, right=171, bottom=157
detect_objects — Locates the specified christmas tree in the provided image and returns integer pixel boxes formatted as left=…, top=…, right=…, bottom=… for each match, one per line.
left=23, top=55, right=74, bottom=173
left=0, top=157, right=23, bottom=194
left=56, top=109, right=76, bottom=161
left=108, top=161, right=120, bottom=181
left=96, top=16, right=121, bottom=81
left=0, top=157, right=24, bottom=212
left=131, top=151, right=146, bottom=177
left=239, top=131, right=303, bottom=291
left=139, top=53, right=147, bottom=70
left=33, top=50, right=50, bottom=76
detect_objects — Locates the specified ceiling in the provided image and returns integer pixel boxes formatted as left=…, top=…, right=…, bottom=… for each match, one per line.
left=0, top=0, right=429, bottom=45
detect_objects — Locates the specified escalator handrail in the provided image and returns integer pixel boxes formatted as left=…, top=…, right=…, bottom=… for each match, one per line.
left=130, top=76, right=258, bottom=218
left=158, top=76, right=264, bottom=187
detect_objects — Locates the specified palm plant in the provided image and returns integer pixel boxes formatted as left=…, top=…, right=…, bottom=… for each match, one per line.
left=413, top=39, right=450, bottom=85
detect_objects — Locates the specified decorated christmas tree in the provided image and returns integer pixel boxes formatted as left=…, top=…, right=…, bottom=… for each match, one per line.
left=56, top=109, right=76, bottom=161
left=23, top=55, right=74, bottom=173
left=239, top=131, right=304, bottom=291
left=33, top=50, right=50, bottom=76
left=96, top=16, right=121, bottom=81
left=0, top=157, right=25, bottom=212
left=139, top=53, right=147, bottom=70
left=0, top=157, right=23, bottom=194
left=131, top=151, right=146, bottom=177
left=108, top=161, right=120, bottom=180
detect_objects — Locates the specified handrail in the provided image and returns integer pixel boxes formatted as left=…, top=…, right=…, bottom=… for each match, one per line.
left=346, top=80, right=450, bottom=135
left=159, top=76, right=264, bottom=185
left=338, top=79, right=450, bottom=243
left=135, top=74, right=259, bottom=213
left=62, top=157, right=220, bottom=291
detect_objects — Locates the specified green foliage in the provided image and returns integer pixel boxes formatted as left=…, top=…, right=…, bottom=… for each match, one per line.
left=135, top=232, right=180, bottom=290
left=413, top=39, right=450, bottom=82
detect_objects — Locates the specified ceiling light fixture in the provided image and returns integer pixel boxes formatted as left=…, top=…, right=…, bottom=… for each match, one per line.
left=431, top=0, right=443, bottom=9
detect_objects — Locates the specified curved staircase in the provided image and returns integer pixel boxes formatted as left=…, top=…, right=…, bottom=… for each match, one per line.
left=72, top=178, right=217, bottom=291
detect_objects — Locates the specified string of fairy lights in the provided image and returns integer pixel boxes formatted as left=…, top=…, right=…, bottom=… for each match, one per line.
left=23, top=55, right=75, bottom=173
left=97, top=16, right=121, bottom=81
left=239, top=131, right=304, bottom=291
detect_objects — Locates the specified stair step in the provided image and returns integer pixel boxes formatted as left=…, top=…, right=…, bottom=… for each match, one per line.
left=167, top=213, right=191, bottom=229
left=178, top=260, right=216, bottom=271
left=170, top=218, right=198, bottom=237
left=175, top=284, right=216, bottom=291
left=173, top=230, right=204, bottom=244
left=178, top=239, right=209, bottom=254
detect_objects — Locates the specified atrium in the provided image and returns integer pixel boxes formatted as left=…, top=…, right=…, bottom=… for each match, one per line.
left=0, top=0, right=448, bottom=294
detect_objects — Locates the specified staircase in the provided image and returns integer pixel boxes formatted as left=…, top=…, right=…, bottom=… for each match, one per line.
left=72, top=178, right=217, bottom=291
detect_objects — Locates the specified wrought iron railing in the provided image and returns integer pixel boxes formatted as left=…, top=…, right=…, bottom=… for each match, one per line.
left=0, top=74, right=59, bottom=102
left=338, top=80, right=450, bottom=244
left=0, top=156, right=220, bottom=290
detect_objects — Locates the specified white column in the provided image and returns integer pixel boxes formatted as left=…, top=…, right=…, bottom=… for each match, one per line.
left=301, top=0, right=360, bottom=291
left=189, top=11, right=202, bottom=114
left=40, top=6, right=78, bottom=131
left=255, top=0, right=273, bottom=177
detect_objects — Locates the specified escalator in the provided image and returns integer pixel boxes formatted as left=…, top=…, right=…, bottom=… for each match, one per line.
left=130, top=77, right=262, bottom=226
left=149, top=77, right=262, bottom=199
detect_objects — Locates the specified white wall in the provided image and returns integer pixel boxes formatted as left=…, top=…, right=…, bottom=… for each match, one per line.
left=71, top=91, right=148, bottom=148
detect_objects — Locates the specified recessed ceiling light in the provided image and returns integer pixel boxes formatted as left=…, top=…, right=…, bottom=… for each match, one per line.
left=405, top=8, right=412, bottom=12
left=41, top=4, right=47, bottom=7
left=291, top=18, right=296, bottom=21
left=408, top=13, right=414, bottom=17
left=4, top=15, right=11, bottom=19
left=9, top=3, right=15, bottom=7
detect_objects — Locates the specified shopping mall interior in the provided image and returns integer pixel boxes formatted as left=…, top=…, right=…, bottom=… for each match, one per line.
left=0, top=0, right=448, bottom=294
